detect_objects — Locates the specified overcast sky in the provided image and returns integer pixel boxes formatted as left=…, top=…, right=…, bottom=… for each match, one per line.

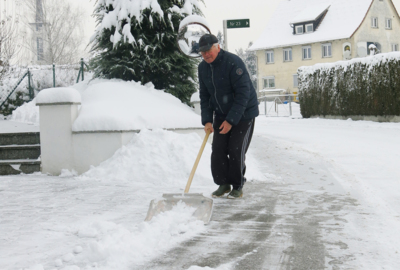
left=79, top=0, right=400, bottom=54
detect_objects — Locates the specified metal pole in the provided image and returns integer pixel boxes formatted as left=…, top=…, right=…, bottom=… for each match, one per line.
left=76, top=70, right=81, bottom=83
left=276, top=98, right=279, bottom=115
left=28, top=69, right=33, bottom=100
left=53, top=64, right=55, bottom=87
left=223, top=20, right=228, bottom=52
left=264, top=98, right=267, bottom=116
left=289, top=95, right=292, bottom=116
left=81, top=58, right=84, bottom=81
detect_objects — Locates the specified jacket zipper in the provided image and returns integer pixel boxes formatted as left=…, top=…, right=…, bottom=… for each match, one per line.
left=210, top=64, right=224, bottom=114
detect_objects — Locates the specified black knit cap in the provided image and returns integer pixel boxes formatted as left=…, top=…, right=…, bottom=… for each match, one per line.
left=198, top=34, right=219, bottom=52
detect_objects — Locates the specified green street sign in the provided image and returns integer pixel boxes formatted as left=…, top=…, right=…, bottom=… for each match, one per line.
left=227, top=19, right=250, bottom=29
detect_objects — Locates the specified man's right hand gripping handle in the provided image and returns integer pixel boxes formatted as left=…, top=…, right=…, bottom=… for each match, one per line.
left=204, top=122, right=214, bottom=134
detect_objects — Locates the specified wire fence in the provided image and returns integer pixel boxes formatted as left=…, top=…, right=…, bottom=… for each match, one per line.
left=0, top=59, right=90, bottom=115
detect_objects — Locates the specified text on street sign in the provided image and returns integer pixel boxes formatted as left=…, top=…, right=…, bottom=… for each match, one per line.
left=227, top=19, right=250, bottom=29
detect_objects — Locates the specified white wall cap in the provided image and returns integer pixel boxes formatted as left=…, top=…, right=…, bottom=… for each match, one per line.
left=36, top=87, right=81, bottom=105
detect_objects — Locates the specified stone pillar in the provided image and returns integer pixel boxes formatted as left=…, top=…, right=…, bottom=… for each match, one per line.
left=36, top=88, right=81, bottom=175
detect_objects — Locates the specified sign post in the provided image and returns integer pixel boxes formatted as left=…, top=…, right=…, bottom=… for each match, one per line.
left=223, top=19, right=250, bottom=52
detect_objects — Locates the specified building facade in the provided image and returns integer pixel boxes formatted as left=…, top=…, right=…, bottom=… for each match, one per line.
left=250, top=0, right=400, bottom=96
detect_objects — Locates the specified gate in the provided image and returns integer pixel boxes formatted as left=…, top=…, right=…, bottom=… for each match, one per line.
left=258, top=94, right=297, bottom=117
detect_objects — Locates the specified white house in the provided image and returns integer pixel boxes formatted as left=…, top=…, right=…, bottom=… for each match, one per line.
left=250, top=0, right=400, bottom=96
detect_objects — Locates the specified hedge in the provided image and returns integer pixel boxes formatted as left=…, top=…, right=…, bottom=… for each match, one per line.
left=298, top=52, right=400, bottom=118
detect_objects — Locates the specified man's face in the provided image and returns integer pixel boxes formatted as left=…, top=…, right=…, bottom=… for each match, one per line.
left=201, top=44, right=220, bottom=64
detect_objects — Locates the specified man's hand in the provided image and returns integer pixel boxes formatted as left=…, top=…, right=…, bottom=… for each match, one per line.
left=204, top=122, right=214, bottom=134
left=219, top=120, right=232, bottom=134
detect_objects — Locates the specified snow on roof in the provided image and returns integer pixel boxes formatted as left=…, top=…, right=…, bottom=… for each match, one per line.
left=289, top=3, right=330, bottom=24
left=250, top=0, right=373, bottom=51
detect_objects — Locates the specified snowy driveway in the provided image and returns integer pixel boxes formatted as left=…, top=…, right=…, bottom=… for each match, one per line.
left=1, top=117, right=400, bottom=269
left=142, top=132, right=364, bottom=270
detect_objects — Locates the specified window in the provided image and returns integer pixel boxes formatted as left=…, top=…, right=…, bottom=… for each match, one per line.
left=295, top=25, right=303, bottom=34
left=293, top=74, right=299, bottom=88
left=265, top=50, right=274, bottom=64
left=386, top=18, right=392, bottom=29
left=302, top=46, right=312, bottom=59
left=392, top=44, right=399, bottom=51
left=283, top=48, right=292, bottom=62
left=305, top=24, right=314, bottom=33
left=371, top=17, right=378, bottom=28
left=263, top=76, right=275, bottom=89
left=322, top=43, right=332, bottom=58
left=37, top=37, right=44, bottom=61
left=36, top=0, right=43, bottom=31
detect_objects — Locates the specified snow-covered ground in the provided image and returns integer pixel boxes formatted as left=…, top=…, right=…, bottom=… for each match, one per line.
left=1, top=110, right=400, bottom=269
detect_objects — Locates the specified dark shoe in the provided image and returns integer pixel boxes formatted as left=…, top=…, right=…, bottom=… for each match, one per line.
left=227, top=189, right=243, bottom=199
left=212, top=184, right=231, bottom=198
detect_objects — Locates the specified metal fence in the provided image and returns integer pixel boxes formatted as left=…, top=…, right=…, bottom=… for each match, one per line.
left=258, top=94, right=297, bottom=117
left=0, top=59, right=89, bottom=113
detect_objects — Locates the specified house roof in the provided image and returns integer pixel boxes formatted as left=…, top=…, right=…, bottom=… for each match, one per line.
left=290, top=3, right=330, bottom=24
left=250, top=0, right=378, bottom=51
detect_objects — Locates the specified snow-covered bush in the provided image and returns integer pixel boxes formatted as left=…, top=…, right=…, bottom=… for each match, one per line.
left=298, top=52, right=400, bottom=118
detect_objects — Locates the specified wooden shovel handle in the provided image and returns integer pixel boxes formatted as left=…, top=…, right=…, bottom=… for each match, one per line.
left=184, top=130, right=211, bottom=193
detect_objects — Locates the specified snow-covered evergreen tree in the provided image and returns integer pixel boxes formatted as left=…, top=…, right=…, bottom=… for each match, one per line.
left=89, top=0, right=204, bottom=105
left=236, top=42, right=257, bottom=89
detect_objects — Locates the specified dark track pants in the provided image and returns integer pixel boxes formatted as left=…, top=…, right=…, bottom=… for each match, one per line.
left=211, top=118, right=255, bottom=190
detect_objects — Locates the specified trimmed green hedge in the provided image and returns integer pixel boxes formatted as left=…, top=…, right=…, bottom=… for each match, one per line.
left=298, top=53, right=400, bottom=118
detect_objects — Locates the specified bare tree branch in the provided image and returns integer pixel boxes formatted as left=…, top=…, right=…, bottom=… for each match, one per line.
left=21, top=0, right=86, bottom=65
left=0, top=0, right=22, bottom=79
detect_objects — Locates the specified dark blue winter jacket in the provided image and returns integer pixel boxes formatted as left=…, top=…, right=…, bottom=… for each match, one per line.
left=198, top=49, right=259, bottom=126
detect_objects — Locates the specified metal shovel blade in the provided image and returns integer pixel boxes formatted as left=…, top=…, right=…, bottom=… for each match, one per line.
left=144, top=193, right=214, bottom=224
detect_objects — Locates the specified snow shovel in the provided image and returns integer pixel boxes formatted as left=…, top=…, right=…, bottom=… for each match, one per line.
left=145, top=130, right=213, bottom=224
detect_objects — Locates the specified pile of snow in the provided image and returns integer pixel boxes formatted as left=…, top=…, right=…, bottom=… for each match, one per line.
left=72, top=79, right=201, bottom=131
left=9, top=99, right=39, bottom=124
left=80, top=128, right=266, bottom=186
left=10, top=79, right=202, bottom=131
left=80, top=129, right=213, bottom=185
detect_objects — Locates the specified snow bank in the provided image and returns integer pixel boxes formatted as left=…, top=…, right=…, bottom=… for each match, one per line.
left=9, top=99, right=39, bottom=124
left=80, top=129, right=213, bottom=186
left=81, top=128, right=267, bottom=185
left=72, top=79, right=201, bottom=132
